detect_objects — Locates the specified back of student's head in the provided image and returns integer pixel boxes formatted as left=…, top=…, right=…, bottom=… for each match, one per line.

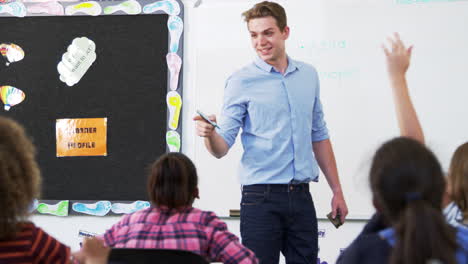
left=147, top=153, right=198, bottom=210
left=370, top=137, right=457, bottom=264
left=448, top=142, right=468, bottom=216
left=0, top=116, right=41, bottom=239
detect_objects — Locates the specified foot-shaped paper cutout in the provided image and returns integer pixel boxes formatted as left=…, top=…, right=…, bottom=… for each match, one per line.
left=111, top=201, right=150, bottom=214
left=0, top=43, right=24, bottom=66
left=72, top=201, right=111, bottom=216
left=167, top=91, right=182, bottom=130
left=65, top=1, right=101, bottom=16
left=166, top=130, right=181, bottom=152
left=0, top=2, right=26, bottom=17
left=104, top=0, right=141, bottom=15
left=166, top=53, right=182, bottom=91
left=37, top=200, right=69, bottom=216
left=0, top=85, right=25, bottom=111
left=168, top=16, right=183, bottom=53
left=27, top=1, right=64, bottom=15
left=143, top=0, right=179, bottom=15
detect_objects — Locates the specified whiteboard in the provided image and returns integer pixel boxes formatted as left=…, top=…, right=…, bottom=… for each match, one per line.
left=181, top=0, right=468, bottom=218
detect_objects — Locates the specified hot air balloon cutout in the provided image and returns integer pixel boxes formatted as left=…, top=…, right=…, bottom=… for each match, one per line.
left=166, top=53, right=182, bottom=91
left=143, top=0, right=180, bottom=15
left=65, top=1, right=102, bottom=16
left=0, top=43, right=25, bottom=66
left=168, top=16, right=183, bottom=53
left=58, top=37, right=97, bottom=87
left=27, top=1, right=64, bottom=16
left=104, top=0, right=141, bottom=15
left=0, top=1, right=26, bottom=17
left=167, top=91, right=182, bottom=130
left=0, top=86, right=25, bottom=111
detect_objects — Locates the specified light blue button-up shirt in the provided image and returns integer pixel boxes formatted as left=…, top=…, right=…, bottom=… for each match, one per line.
left=217, top=56, right=329, bottom=185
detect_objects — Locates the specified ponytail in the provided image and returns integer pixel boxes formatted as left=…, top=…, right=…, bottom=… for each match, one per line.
left=390, top=201, right=458, bottom=264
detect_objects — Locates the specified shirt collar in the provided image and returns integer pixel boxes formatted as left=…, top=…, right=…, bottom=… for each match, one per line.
left=254, top=55, right=299, bottom=75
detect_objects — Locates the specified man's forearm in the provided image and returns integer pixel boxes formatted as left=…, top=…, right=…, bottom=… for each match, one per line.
left=204, top=131, right=229, bottom=159
left=312, top=139, right=343, bottom=194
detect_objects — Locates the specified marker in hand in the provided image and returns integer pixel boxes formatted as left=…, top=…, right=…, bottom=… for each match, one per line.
left=196, top=110, right=220, bottom=129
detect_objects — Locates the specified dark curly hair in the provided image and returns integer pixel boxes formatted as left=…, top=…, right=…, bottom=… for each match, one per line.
left=0, top=116, right=41, bottom=239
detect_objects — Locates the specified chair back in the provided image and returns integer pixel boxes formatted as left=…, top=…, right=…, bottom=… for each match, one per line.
left=108, top=248, right=209, bottom=264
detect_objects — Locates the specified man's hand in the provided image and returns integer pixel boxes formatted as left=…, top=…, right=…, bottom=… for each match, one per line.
left=383, top=32, right=413, bottom=77
left=331, top=190, right=348, bottom=224
left=193, top=114, right=217, bottom=138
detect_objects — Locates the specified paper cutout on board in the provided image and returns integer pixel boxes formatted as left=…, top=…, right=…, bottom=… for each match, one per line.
left=29, top=199, right=39, bottom=213
left=72, top=201, right=111, bottom=216
left=56, top=118, right=107, bottom=157
left=37, top=200, right=69, bottom=216
left=104, top=0, right=141, bottom=15
left=0, top=86, right=25, bottom=111
left=65, top=1, right=102, bottom=16
left=168, top=16, right=183, bottom=53
left=167, top=91, right=182, bottom=130
left=57, top=37, right=97, bottom=87
left=166, top=53, right=182, bottom=91
left=166, top=130, right=180, bottom=152
left=0, top=0, right=14, bottom=3
left=0, top=43, right=25, bottom=66
left=0, top=1, right=26, bottom=17
left=27, top=1, right=64, bottom=15
left=111, top=201, right=150, bottom=214
left=143, top=0, right=180, bottom=16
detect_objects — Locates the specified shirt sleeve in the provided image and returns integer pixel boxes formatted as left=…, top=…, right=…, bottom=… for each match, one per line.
left=31, top=226, right=71, bottom=264
left=311, top=74, right=329, bottom=142
left=206, top=214, right=258, bottom=264
left=217, top=76, right=248, bottom=148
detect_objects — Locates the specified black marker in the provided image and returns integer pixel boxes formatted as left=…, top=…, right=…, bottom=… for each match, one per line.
left=196, top=110, right=220, bottom=129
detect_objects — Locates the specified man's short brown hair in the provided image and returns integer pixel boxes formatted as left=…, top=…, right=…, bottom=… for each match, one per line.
left=242, top=1, right=287, bottom=31
left=147, top=153, right=198, bottom=210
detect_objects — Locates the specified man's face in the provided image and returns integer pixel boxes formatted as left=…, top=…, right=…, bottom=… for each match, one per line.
left=248, top=16, right=289, bottom=65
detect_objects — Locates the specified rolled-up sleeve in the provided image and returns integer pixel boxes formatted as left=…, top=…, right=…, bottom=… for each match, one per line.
left=217, top=77, right=248, bottom=148
left=311, top=79, right=329, bottom=142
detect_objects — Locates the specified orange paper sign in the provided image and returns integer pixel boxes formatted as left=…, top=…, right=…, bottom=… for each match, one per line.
left=56, top=118, right=107, bottom=157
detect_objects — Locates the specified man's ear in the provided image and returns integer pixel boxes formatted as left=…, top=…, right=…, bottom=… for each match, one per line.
left=282, top=26, right=290, bottom=40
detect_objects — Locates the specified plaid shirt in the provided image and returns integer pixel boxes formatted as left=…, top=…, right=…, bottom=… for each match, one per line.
left=102, top=207, right=258, bottom=264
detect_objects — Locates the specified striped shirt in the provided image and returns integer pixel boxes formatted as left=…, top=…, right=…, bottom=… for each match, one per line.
left=0, top=222, right=70, bottom=264
left=102, top=207, right=258, bottom=264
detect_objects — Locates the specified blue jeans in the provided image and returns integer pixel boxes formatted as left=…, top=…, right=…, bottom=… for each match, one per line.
left=240, top=183, right=318, bottom=264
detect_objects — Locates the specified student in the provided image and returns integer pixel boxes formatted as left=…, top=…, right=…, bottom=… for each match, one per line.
left=0, top=116, right=72, bottom=263
left=76, top=153, right=258, bottom=264
left=194, top=2, right=347, bottom=263
left=337, top=34, right=468, bottom=263
left=444, top=143, right=468, bottom=228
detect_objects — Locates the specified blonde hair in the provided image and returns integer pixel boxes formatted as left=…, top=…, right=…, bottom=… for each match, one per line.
left=448, top=142, right=468, bottom=219
left=0, top=117, right=41, bottom=239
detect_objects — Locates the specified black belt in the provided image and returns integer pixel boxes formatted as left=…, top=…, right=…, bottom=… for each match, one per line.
left=242, top=183, right=309, bottom=193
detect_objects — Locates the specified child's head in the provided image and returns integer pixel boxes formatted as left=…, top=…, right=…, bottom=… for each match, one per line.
left=147, top=153, right=198, bottom=210
left=370, top=137, right=445, bottom=222
left=0, top=117, right=41, bottom=239
left=447, top=142, right=468, bottom=214
left=369, top=137, right=457, bottom=264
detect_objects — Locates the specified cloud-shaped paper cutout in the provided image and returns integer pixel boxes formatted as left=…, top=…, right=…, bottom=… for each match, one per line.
left=57, top=37, right=97, bottom=87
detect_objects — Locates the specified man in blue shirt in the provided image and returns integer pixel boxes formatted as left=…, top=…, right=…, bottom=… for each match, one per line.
left=194, top=2, right=348, bottom=263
